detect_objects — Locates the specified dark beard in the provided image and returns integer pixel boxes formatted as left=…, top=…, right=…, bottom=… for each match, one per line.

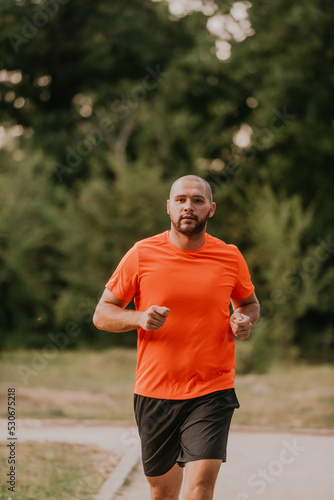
left=171, top=209, right=211, bottom=235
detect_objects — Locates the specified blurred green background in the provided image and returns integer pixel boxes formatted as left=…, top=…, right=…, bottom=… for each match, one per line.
left=1, top=0, right=333, bottom=371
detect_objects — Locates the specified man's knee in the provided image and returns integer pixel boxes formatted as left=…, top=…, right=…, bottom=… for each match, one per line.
left=184, top=479, right=215, bottom=500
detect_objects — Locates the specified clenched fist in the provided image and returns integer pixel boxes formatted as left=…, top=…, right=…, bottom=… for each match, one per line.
left=230, top=310, right=252, bottom=340
left=139, top=305, right=170, bottom=331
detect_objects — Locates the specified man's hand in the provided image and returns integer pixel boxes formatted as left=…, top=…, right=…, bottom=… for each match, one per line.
left=139, top=305, right=170, bottom=331
left=230, top=310, right=252, bottom=339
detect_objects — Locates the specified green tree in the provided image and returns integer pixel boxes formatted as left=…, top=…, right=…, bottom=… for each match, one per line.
left=1, top=0, right=333, bottom=363
left=207, top=0, right=334, bottom=360
left=0, top=150, right=65, bottom=347
left=0, top=0, right=248, bottom=347
left=240, top=186, right=331, bottom=370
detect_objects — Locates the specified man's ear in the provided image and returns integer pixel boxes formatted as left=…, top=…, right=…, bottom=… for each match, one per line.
left=167, top=199, right=170, bottom=214
left=209, top=202, right=216, bottom=218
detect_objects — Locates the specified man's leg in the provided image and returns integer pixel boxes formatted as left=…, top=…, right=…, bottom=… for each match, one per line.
left=183, top=459, right=221, bottom=500
left=146, top=463, right=184, bottom=500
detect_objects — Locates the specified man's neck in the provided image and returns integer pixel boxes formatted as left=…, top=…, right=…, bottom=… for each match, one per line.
left=168, top=228, right=206, bottom=250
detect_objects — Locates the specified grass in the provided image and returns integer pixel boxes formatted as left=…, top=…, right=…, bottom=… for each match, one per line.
left=0, top=440, right=120, bottom=500
left=1, top=348, right=334, bottom=429
left=234, top=363, right=334, bottom=429
left=1, top=348, right=137, bottom=421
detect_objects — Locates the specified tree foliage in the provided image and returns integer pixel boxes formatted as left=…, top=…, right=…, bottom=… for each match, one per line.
left=0, top=0, right=333, bottom=364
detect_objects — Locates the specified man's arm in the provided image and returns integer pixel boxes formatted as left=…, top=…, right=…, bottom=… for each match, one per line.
left=230, top=292, right=260, bottom=340
left=93, top=288, right=169, bottom=332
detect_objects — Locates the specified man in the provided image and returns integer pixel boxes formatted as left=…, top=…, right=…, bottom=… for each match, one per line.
left=93, top=175, right=260, bottom=500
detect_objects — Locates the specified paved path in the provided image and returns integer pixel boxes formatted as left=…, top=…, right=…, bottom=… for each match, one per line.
left=2, top=420, right=333, bottom=499
left=117, top=428, right=334, bottom=500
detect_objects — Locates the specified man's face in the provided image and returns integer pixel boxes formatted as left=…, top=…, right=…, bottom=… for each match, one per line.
left=167, top=180, right=216, bottom=235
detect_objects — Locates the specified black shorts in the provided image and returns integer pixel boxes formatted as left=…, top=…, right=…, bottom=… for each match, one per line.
left=134, top=388, right=239, bottom=477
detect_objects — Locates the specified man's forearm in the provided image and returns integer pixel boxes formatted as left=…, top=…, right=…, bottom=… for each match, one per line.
left=234, top=301, right=260, bottom=326
left=93, top=303, right=142, bottom=332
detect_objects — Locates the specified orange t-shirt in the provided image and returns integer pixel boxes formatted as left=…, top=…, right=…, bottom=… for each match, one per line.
left=106, top=231, right=255, bottom=399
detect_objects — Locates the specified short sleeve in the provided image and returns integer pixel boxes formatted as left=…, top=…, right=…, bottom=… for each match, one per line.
left=230, top=247, right=255, bottom=301
left=105, top=244, right=139, bottom=303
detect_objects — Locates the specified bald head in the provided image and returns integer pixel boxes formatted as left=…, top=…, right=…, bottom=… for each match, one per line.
left=169, top=175, right=213, bottom=204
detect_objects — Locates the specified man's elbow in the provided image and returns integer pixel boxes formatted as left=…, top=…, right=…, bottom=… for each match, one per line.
left=93, top=308, right=104, bottom=330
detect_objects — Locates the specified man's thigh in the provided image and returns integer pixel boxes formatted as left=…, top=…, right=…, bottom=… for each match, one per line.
left=177, top=389, right=239, bottom=466
left=183, top=459, right=222, bottom=499
left=134, top=394, right=185, bottom=476
left=134, top=389, right=239, bottom=477
left=146, top=463, right=183, bottom=500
